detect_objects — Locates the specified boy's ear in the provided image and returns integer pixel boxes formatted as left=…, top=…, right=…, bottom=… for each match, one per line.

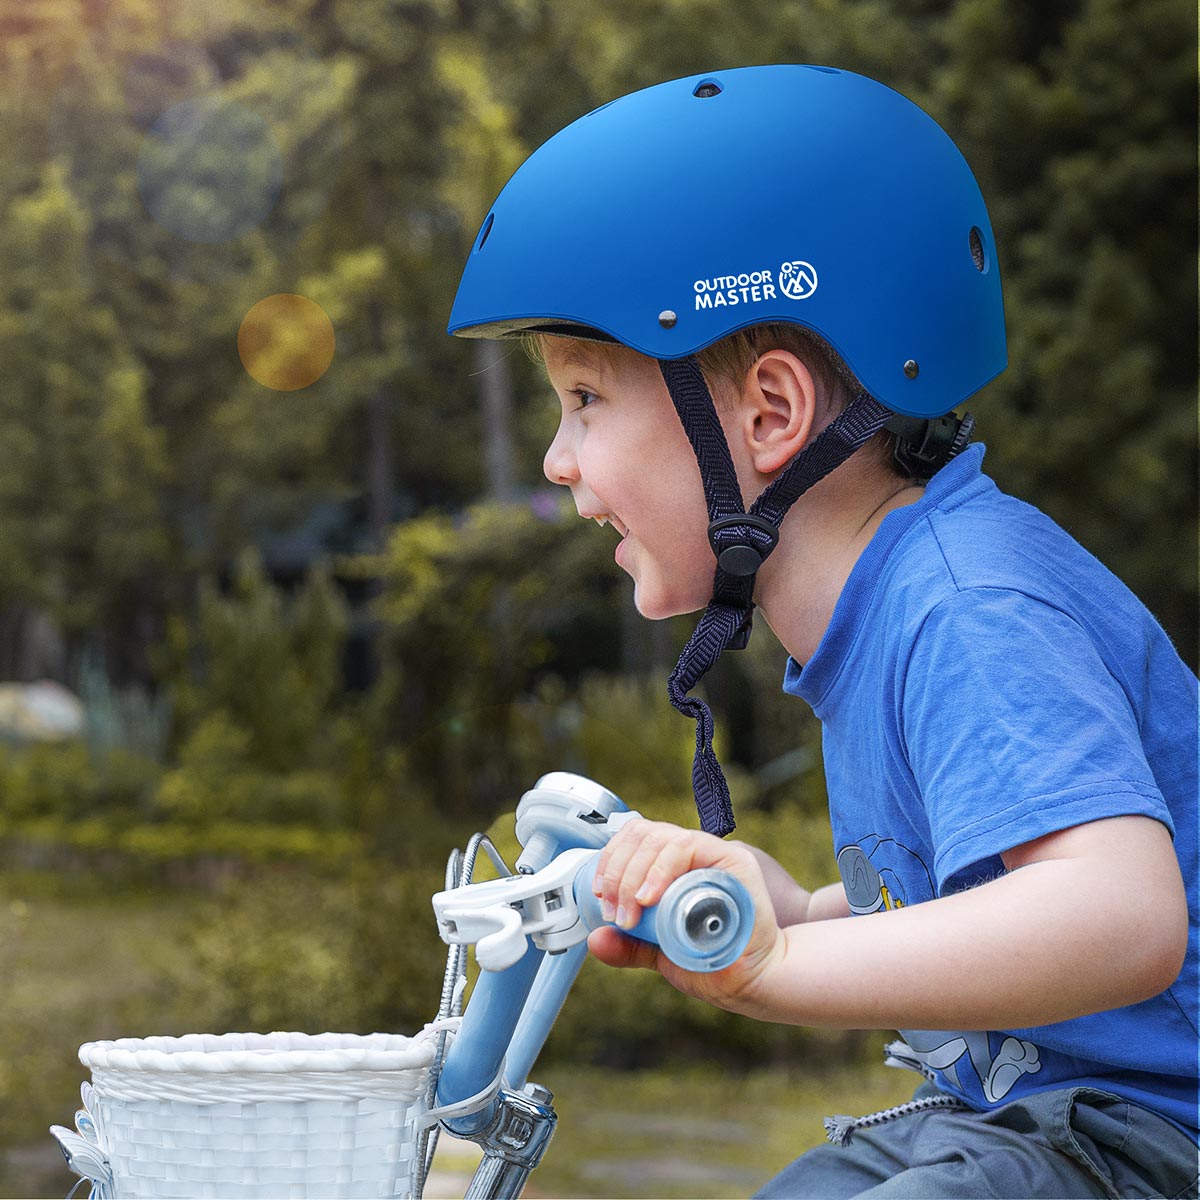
left=736, top=350, right=818, bottom=475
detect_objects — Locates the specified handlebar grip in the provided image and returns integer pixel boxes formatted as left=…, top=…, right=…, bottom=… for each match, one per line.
left=573, top=856, right=754, bottom=972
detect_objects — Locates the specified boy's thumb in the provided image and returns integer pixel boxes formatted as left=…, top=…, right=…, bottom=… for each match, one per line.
left=587, top=926, right=661, bottom=972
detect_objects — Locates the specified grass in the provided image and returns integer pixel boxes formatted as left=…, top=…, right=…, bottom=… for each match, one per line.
left=417, top=1059, right=922, bottom=1200
left=0, top=871, right=200, bottom=1198
left=524, top=1062, right=917, bottom=1198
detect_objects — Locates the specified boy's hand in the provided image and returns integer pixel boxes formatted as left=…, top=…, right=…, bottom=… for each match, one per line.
left=587, top=818, right=785, bottom=1014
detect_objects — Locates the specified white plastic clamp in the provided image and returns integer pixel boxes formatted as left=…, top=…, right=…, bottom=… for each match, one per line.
left=432, top=846, right=598, bottom=971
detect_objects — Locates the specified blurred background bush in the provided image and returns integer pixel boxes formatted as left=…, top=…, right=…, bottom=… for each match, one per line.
left=0, top=0, right=1194, bottom=1195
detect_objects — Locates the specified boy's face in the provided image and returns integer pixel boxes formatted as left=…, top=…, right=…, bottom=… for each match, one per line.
left=541, top=339, right=717, bottom=619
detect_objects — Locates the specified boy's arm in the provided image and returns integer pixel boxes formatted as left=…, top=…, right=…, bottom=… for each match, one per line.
left=589, top=814, right=1187, bottom=1031
left=737, top=843, right=849, bottom=926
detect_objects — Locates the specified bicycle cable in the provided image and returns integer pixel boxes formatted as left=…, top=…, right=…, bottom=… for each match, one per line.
left=416, top=834, right=514, bottom=1194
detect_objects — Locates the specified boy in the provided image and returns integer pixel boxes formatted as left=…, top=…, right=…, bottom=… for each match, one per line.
left=446, top=66, right=1199, bottom=1197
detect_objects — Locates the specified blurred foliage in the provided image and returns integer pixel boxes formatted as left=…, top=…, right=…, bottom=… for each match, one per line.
left=0, top=0, right=1191, bottom=671
left=172, top=861, right=449, bottom=1037
left=365, top=498, right=632, bottom=824
left=156, top=548, right=350, bottom=771
left=0, top=2, right=1195, bottom=1184
left=0, top=740, right=159, bottom=824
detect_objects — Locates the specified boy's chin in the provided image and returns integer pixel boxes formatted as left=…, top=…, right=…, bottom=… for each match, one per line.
left=631, top=582, right=707, bottom=622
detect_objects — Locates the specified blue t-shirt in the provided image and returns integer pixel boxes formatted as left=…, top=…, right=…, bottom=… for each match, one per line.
left=783, top=444, right=1199, bottom=1136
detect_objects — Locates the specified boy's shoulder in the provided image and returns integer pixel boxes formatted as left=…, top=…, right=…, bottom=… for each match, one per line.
left=891, top=450, right=1090, bottom=586
left=887, top=451, right=1197, bottom=727
left=794, top=444, right=1191, bottom=713
left=877, top=446, right=1140, bottom=629
left=848, top=444, right=1181, bottom=700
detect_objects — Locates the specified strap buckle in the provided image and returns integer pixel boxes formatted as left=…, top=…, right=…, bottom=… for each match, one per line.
left=707, top=514, right=780, bottom=577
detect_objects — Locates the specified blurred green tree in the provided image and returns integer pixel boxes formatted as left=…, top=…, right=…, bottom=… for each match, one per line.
left=156, top=548, right=349, bottom=772
left=919, top=0, right=1197, bottom=658
left=0, top=160, right=170, bottom=664
left=364, top=497, right=630, bottom=825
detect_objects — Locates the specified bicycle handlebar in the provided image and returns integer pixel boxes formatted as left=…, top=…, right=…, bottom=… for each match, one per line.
left=431, top=772, right=757, bottom=1138
left=434, top=852, right=753, bottom=1127
left=432, top=845, right=753, bottom=973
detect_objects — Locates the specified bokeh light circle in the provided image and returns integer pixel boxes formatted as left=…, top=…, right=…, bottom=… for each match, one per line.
left=137, top=96, right=284, bottom=243
left=48, top=34, right=348, bottom=282
left=238, top=294, right=336, bottom=391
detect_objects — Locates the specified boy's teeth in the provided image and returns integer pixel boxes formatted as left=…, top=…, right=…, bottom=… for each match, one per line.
left=592, top=513, right=628, bottom=537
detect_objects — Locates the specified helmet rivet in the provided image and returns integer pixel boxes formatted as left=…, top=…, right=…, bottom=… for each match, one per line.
left=903, top=359, right=920, bottom=379
left=658, top=310, right=677, bottom=328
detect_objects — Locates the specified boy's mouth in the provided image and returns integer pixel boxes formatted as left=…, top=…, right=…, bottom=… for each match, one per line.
left=592, top=513, right=629, bottom=539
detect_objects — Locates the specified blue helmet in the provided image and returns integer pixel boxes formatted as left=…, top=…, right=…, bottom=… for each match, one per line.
left=449, top=66, right=1007, bottom=836
left=449, top=64, right=1005, bottom=420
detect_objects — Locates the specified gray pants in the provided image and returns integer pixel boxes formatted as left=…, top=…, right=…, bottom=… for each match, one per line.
left=755, top=1084, right=1199, bottom=1199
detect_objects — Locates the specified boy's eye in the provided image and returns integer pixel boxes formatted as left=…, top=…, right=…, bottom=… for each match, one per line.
left=571, top=389, right=598, bottom=411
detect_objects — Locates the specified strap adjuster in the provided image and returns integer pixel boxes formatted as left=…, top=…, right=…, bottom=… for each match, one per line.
left=707, top=515, right=780, bottom=577
left=728, top=604, right=755, bottom=651
left=885, top=411, right=975, bottom=480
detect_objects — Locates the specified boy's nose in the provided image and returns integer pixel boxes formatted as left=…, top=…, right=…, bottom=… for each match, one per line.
left=543, top=423, right=579, bottom=486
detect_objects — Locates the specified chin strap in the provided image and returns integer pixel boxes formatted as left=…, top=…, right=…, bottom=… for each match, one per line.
left=658, top=357, right=893, bottom=837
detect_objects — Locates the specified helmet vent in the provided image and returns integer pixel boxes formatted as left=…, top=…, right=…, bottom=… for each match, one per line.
left=476, top=211, right=495, bottom=252
left=693, top=80, right=723, bottom=98
left=969, top=226, right=986, bottom=272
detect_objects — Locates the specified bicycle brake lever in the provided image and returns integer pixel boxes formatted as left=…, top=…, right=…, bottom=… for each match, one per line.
left=433, top=847, right=596, bottom=971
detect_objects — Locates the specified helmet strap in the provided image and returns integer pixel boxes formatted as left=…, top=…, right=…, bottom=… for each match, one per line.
left=658, top=356, right=892, bottom=836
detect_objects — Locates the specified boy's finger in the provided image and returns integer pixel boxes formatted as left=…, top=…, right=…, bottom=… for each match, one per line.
left=587, top=925, right=660, bottom=972
left=592, top=817, right=647, bottom=892
left=615, top=828, right=692, bottom=923
left=607, top=823, right=680, bottom=918
left=632, top=833, right=708, bottom=908
left=593, top=819, right=663, bottom=911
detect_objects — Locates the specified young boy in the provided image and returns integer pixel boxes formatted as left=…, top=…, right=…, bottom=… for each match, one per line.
left=446, top=66, right=1199, bottom=1198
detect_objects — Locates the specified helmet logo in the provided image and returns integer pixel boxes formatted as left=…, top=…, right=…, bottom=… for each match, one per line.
left=779, top=260, right=818, bottom=300
left=691, top=261, right=817, bottom=312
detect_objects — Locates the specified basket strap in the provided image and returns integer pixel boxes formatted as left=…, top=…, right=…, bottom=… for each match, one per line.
left=420, top=1066, right=504, bottom=1129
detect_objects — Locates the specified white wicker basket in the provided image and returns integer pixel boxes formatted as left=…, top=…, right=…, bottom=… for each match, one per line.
left=50, top=1031, right=439, bottom=1200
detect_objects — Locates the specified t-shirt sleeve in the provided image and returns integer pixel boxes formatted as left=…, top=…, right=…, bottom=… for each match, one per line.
left=900, top=587, right=1173, bottom=892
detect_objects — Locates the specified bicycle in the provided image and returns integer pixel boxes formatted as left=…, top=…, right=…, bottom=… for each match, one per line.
left=51, top=772, right=753, bottom=1199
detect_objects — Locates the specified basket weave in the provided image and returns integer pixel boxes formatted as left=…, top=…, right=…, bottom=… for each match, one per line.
left=51, top=1032, right=437, bottom=1199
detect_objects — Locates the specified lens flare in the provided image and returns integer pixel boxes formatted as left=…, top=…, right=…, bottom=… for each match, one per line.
left=238, top=294, right=335, bottom=391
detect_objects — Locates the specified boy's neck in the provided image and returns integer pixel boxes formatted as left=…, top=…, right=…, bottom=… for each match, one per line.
left=755, top=469, right=925, bottom=665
